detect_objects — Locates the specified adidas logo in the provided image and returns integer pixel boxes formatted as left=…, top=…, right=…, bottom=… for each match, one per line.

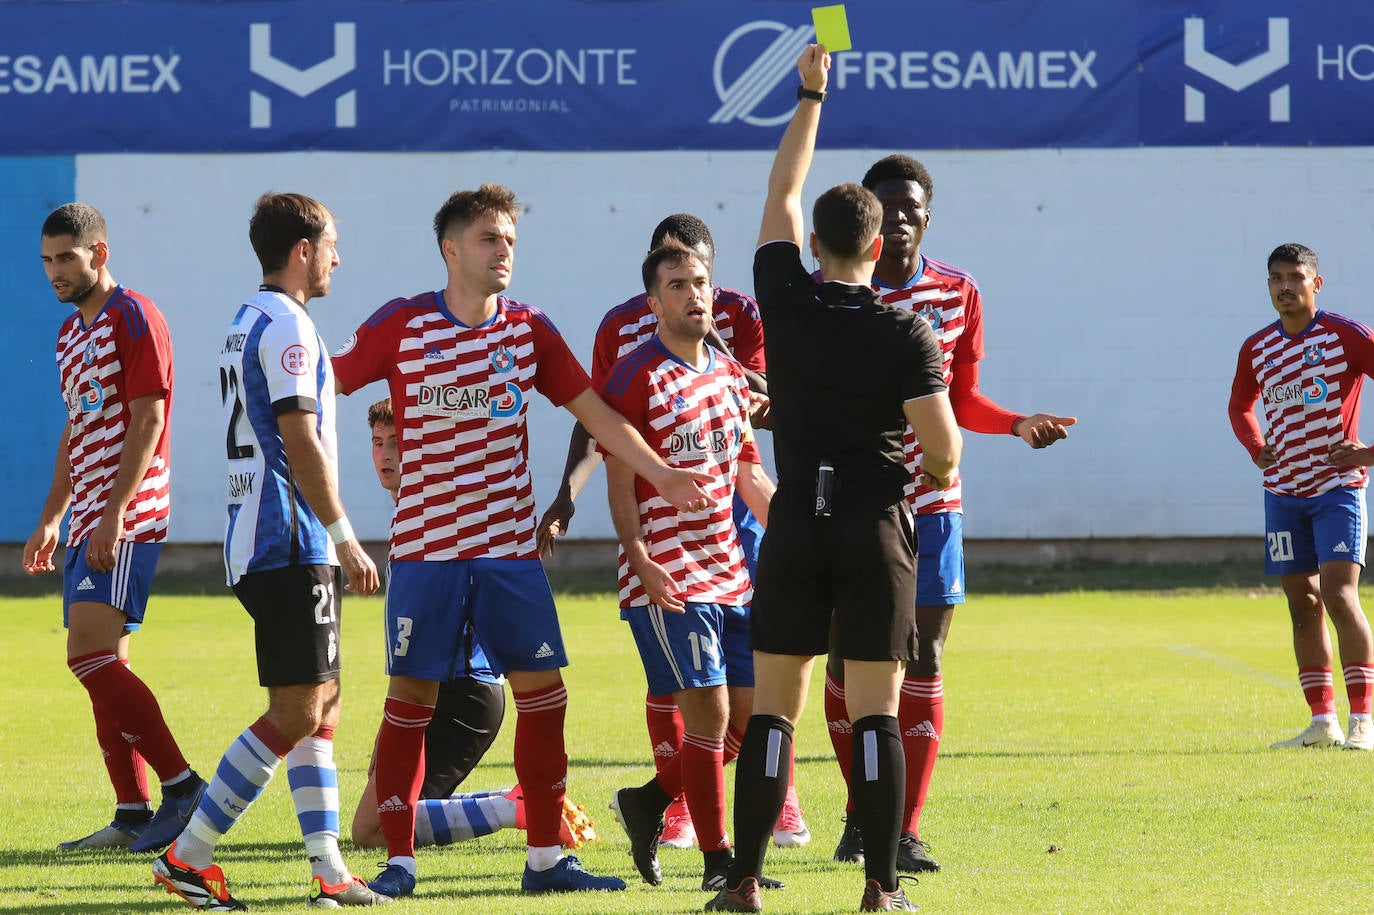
left=672, top=395, right=688, bottom=411
left=905, top=720, right=940, bottom=741
left=652, top=741, right=678, bottom=758
left=827, top=719, right=853, bottom=735
left=534, top=642, right=555, bottom=659
left=423, top=344, right=443, bottom=359
left=551, top=776, right=567, bottom=791
left=76, top=576, right=96, bottom=591
left=949, top=580, right=963, bottom=594
left=1335, top=542, right=1350, bottom=553
left=378, top=794, right=409, bottom=813
left=121, top=731, right=141, bottom=744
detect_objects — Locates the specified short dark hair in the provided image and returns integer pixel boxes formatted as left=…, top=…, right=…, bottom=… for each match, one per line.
left=433, top=184, right=521, bottom=249
left=367, top=397, right=394, bottom=429
left=641, top=242, right=707, bottom=295
left=812, top=183, right=882, bottom=261
left=249, top=192, right=333, bottom=273
left=861, top=154, right=935, bottom=204
left=1268, top=242, right=1319, bottom=274
left=649, top=213, right=714, bottom=259
left=42, top=203, right=107, bottom=246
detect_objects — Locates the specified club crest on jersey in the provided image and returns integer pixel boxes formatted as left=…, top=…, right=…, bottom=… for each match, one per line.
left=921, top=306, right=943, bottom=330
left=1304, top=345, right=1325, bottom=366
left=83, top=341, right=99, bottom=365
left=417, top=381, right=523, bottom=419
left=490, top=345, right=515, bottom=373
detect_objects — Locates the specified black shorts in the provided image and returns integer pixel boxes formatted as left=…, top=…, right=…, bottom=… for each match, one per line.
left=233, top=564, right=342, bottom=687
left=751, top=499, right=917, bottom=661
left=421, top=676, right=506, bottom=798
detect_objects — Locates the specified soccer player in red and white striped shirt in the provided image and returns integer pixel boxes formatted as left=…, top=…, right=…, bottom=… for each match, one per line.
left=823, top=156, right=1075, bottom=873
left=1229, top=242, right=1374, bottom=751
left=602, top=244, right=775, bottom=891
left=332, top=184, right=710, bottom=898
left=25, top=204, right=205, bottom=852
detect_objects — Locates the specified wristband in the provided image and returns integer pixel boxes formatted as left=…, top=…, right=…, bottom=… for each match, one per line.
left=326, top=516, right=354, bottom=545
left=797, top=85, right=827, bottom=102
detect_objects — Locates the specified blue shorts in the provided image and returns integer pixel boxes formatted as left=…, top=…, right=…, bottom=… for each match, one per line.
left=914, top=512, right=965, bottom=607
left=733, top=493, right=764, bottom=583
left=386, top=558, right=566, bottom=680
left=63, top=540, right=162, bottom=633
left=383, top=562, right=499, bottom=685
left=1263, top=487, right=1367, bottom=575
left=622, top=602, right=754, bottom=695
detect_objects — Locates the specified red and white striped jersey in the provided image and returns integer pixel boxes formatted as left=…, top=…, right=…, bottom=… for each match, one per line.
left=56, top=287, right=173, bottom=546
left=333, top=292, right=590, bottom=561
left=876, top=256, right=984, bottom=514
left=1231, top=311, right=1374, bottom=498
left=591, top=286, right=765, bottom=387
left=600, top=339, right=758, bottom=607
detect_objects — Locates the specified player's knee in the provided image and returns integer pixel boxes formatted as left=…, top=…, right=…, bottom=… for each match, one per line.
left=350, top=818, right=384, bottom=849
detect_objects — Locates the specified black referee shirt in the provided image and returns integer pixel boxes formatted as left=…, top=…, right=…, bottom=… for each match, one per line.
left=753, top=240, right=945, bottom=512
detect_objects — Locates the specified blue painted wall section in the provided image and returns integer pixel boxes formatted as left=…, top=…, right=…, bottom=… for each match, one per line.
left=0, top=157, right=75, bottom=541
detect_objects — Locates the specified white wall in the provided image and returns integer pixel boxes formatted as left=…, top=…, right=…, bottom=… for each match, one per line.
left=78, top=147, right=1374, bottom=544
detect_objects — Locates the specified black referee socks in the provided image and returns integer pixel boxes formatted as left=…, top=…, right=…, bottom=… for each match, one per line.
left=726, top=714, right=794, bottom=884
left=850, top=714, right=905, bottom=891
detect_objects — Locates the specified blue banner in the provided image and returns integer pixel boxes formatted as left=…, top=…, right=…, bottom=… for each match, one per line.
left=0, top=0, right=1368, bottom=153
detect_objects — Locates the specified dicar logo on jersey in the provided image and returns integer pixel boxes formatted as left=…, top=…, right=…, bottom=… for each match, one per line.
left=1263, top=380, right=1303, bottom=406
left=281, top=344, right=311, bottom=376
left=1303, top=377, right=1330, bottom=404
left=417, top=381, right=524, bottom=419
left=490, top=344, right=515, bottom=373
left=668, top=424, right=731, bottom=460
left=1304, top=345, right=1325, bottom=365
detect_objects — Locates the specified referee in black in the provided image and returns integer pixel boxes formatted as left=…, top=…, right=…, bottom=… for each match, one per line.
left=706, top=44, right=961, bottom=914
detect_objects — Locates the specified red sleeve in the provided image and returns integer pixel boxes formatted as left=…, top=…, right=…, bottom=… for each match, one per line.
left=949, top=361, right=1022, bottom=435
left=590, top=320, right=619, bottom=389
left=1228, top=343, right=1264, bottom=461
left=117, top=300, right=173, bottom=402
left=332, top=301, right=404, bottom=395
left=595, top=358, right=647, bottom=458
left=735, top=370, right=762, bottom=463
left=530, top=311, right=592, bottom=407
left=951, top=282, right=986, bottom=365
left=721, top=289, right=767, bottom=374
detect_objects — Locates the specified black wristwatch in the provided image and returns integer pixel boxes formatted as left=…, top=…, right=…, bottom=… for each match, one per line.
left=796, top=85, right=827, bottom=102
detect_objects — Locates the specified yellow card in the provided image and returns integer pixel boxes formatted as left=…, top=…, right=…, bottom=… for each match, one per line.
left=812, top=4, right=852, bottom=53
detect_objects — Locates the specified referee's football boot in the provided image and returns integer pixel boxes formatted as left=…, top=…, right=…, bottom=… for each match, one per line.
left=153, top=848, right=248, bottom=912
left=860, top=877, right=919, bottom=911
left=702, top=852, right=786, bottom=892
left=895, top=833, right=940, bottom=873
left=130, top=773, right=208, bottom=853
left=704, top=876, right=762, bottom=912
left=1269, top=719, right=1345, bottom=749
left=833, top=817, right=865, bottom=864
left=1344, top=715, right=1374, bottom=750
left=610, top=786, right=665, bottom=885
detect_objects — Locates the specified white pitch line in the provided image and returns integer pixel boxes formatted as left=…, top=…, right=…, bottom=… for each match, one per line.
left=1166, top=645, right=1292, bottom=689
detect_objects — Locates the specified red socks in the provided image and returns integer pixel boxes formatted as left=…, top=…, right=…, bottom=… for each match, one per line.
left=824, top=671, right=856, bottom=814
left=374, top=697, right=433, bottom=859
left=1300, top=667, right=1337, bottom=717
left=68, top=650, right=188, bottom=781
left=92, top=659, right=150, bottom=805
left=900, top=676, right=944, bottom=836
left=513, top=682, right=569, bottom=848
left=679, top=733, right=727, bottom=851
left=1344, top=664, right=1374, bottom=716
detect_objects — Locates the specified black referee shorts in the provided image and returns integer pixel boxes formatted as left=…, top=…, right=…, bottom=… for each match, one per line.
left=750, top=498, right=917, bottom=661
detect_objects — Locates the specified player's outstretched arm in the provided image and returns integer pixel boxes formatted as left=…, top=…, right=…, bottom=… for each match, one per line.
left=536, top=421, right=601, bottom=556
left=563, top=388, right=711, bottom=513
left=279, top=410, right=379, bottom=596
left=24, top=424, right=73, bottom=575
left=904, top=392, right=962, bottom=490
left=757, top=44, right=830, bottom=250
left=605, top=454, right=684, bottom=613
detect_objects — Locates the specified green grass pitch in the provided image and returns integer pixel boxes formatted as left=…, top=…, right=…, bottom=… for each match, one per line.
left=4, top=577, right=1372, bottom=913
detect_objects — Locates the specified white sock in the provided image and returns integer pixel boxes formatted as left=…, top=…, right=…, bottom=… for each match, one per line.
left=526, top=845, right=563, bottom=871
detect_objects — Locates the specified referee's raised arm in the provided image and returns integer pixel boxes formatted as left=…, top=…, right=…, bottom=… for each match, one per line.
left=757, top=44, right=830, bottom=250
